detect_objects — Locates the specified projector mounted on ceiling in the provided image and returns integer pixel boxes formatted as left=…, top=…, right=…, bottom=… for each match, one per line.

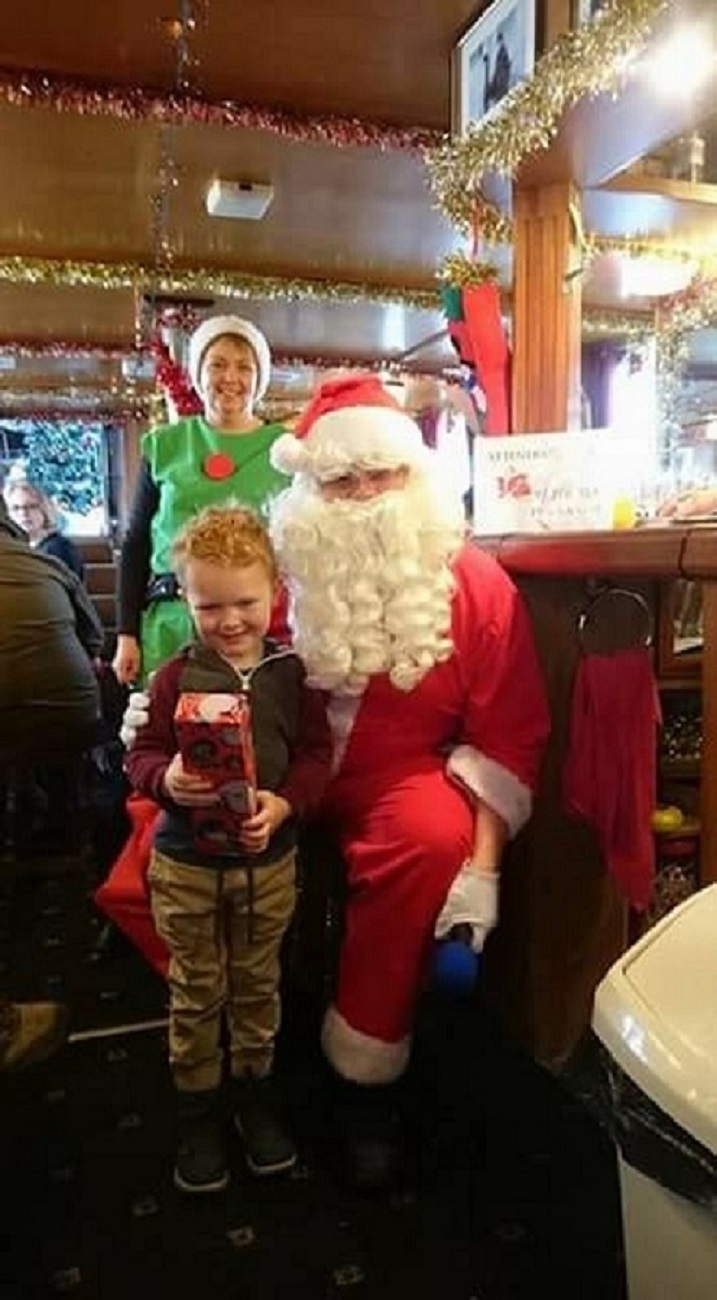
left=205, top=179, right=274, bottom=221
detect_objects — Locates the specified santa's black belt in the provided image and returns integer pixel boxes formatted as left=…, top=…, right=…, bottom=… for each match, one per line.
left=145, top=572, right=180, bottom=606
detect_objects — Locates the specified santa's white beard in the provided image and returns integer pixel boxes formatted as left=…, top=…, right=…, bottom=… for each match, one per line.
left=270, top=472, right=466, bottom=693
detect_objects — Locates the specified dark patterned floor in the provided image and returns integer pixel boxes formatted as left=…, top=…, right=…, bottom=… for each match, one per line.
left=0, top=827, right=626, bottom=1300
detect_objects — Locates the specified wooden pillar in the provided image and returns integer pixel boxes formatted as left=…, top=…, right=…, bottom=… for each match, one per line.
left=511, top=181, right=583, bottom=434
left=541, top=0, right=573, bottom=50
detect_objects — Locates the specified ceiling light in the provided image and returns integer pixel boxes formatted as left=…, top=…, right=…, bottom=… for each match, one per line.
left=205, top=179, right=274, bottom=221
left=645, top=25, right=716, bottom=98
left=619, top=255, right=697, bottom=299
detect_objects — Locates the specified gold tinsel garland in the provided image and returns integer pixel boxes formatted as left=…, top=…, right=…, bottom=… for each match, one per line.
left=0, top=256, right=439, bottom=313
left=588, top=234, right=709, bottom=267
left=426, top=0, right=667, bottom=233
left=582, top=310, right=655, bottom=341
left=656, top=276, right=717, bottom=451
left=437, top=253, right=499, bottom=287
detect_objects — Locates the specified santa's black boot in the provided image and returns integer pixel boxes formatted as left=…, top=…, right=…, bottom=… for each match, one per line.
left=331, top=1074, right=405, bottom=1192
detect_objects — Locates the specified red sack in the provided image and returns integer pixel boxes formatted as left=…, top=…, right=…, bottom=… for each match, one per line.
left=95, top=792, right=169, bottom=977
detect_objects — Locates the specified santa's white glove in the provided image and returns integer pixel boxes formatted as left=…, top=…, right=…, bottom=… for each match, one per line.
left=434, top=864, right=499, bottom=954
left=120, top=689, right=151, bottom=749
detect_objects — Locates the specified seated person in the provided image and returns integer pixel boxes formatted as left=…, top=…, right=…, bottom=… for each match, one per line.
left=4, top=477, right=85, bottom=580
left=0, top=497, right=103, bottom=842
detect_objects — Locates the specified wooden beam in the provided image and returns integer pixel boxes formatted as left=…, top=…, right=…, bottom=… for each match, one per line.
left=512, top=181, right=583, bottom=433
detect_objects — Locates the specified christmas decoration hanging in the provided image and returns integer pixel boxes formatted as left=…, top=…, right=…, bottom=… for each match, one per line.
left=0, top=254, right=440, bottom=311
left=0, top=67, right=441, bottom=154
left=425, top=0, right=667, bottom=233
left=439, top=252, right=510, bottom=435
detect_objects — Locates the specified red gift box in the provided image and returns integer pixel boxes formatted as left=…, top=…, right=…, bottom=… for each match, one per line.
left=175, top=691, right=257, bottom=856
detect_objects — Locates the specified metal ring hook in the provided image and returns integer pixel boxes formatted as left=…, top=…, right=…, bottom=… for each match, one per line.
left=577, top=585, right=653, bottom=652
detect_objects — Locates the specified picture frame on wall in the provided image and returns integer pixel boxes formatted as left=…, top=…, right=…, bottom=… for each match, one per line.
left=573, top=0, right=609, bottom=26
left=452, top=0, right=536, bottom=135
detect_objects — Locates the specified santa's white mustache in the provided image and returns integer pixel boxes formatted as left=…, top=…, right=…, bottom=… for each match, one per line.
left=270, top=472, right=464, bottom=693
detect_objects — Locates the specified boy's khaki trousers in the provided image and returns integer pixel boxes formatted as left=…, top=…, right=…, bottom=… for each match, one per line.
left=148, top=848, right=296, bottom=1092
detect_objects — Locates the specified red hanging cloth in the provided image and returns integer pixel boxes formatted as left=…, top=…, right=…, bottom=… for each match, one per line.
left=562, top=647, right=661, bottom=912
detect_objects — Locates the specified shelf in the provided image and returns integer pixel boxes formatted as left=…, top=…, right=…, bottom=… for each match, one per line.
left=660, top=758, right=701, bottom=777
left=657, top=678, right=702, bottom=692
left=653, top=816, right=701, bottom=840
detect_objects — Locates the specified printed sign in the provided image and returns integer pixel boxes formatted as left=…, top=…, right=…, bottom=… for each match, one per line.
left=472, top=430, right=633, bottom=533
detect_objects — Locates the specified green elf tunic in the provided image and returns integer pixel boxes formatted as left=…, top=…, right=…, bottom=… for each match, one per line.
left=140, top=415, right=288, bottom=680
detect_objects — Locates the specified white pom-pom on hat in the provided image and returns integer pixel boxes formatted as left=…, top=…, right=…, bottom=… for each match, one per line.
left=188, top=315, right=271, bottom=400
left=270, top=432, right=312, bottom=475
left=269, top=373, right=428, bottom=480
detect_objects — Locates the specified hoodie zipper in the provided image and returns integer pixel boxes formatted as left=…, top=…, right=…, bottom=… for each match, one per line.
left=229, top=646, right=295, bottom=698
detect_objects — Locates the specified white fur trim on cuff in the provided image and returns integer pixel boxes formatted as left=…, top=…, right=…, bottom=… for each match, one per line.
left=322, top=1005, right=411, bottom=1085
left=447, top=744, right=532, bottom=838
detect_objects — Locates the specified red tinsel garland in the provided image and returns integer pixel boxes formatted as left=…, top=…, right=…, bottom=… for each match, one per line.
left=150, top=339, right=202, bottom=416
left=0, top=407, right=148, bottom=423
left=0, top=69, right=443, bottom=154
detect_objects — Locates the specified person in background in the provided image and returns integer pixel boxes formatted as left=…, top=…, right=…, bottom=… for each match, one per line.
left=124, top=505, right=332, bottom=1195
left=267, top=375, right=551, bottom=1190
left=0, top=496, right=102, bottom=751
left=112, top=315, right=289, bottom=687
left=0, top=496, right=103, bottom=850
left=4, top=478, right=85, bottom=580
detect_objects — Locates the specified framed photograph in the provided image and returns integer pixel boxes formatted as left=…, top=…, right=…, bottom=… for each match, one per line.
left=452, top=0, right=536, bottom=135
left=573, top=0, right=609, bottom=26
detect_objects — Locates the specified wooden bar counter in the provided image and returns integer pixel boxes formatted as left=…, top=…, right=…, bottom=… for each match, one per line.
left=475, top=523, right=717, bottom=1069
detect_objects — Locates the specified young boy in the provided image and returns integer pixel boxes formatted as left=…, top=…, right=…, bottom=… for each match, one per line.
left=124, top=504, right=332, bottom=1194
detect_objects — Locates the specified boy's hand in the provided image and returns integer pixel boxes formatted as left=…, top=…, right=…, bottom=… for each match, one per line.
left=239, top=790, right=291, bottom=853
left=162, top=753, right=220, bottom=807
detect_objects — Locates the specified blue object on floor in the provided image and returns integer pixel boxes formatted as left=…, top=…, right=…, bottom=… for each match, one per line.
left=431, top=925, right=481, bottom=997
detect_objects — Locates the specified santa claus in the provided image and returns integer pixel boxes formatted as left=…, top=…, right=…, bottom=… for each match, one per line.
left=114, top=373, right=549, bottom=1190
left=267, top=374, right=550, bottom=1187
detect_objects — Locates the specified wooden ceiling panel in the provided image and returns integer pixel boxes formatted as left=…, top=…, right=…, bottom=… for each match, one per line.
left=0, top=105, right=457, bottom=276
left=0, top=107, right=158, bottom=259
left=0, top=0, right=479, bottom=126
left=168, top=127, right=458, bottom=279
left=0, top=279, right=456, bottom=372
left=237, top=298, right=453, bottom=364
left=583, top=184, right=717, bottom=244
left=0, top=283, right=137, bottom=345
left=0, top=1, right=714, bottom=395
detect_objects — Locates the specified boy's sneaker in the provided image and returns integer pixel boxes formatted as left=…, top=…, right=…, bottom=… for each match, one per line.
left=233, top=1073, right=297, bottom=1176
left=174, top=1090, right=229, bottom=1194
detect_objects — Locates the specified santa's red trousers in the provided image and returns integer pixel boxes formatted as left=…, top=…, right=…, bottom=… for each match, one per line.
left=328, top=759, right=474, bottom=1041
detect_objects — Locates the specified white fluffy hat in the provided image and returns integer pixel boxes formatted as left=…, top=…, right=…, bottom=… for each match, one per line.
left=270, top=374, right=428, bottom=479
left=188, top=315, right=271, bottom=400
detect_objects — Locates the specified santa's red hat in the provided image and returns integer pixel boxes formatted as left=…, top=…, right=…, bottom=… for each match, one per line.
left=270, top=374, right=428, bottom=479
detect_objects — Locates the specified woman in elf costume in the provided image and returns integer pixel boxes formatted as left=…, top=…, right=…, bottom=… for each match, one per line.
left=113, top=316, right=289, bottom=686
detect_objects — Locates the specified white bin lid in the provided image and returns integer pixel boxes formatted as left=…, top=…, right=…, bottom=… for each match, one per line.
left=592, top=884, right=717, bottom=1155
